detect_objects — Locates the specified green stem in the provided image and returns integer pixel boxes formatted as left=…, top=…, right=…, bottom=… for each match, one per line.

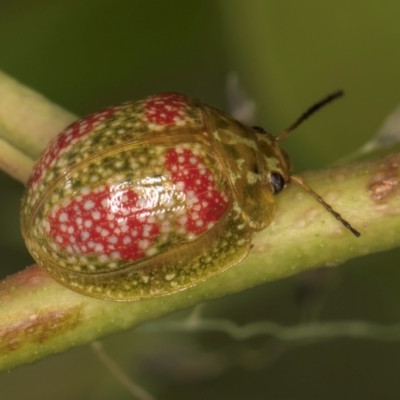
left=0, top=152, right=399, bottom=371
left=0, top=70, right=76, bottom=183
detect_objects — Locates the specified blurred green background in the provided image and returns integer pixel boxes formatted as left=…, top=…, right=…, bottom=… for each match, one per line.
left=1, top=1, right=400, bottom=399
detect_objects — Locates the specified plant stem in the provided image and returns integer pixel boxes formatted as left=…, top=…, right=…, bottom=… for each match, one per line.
left=0, top=70, right=76, bottom=183
left=0, top=152, right=399, bottom=371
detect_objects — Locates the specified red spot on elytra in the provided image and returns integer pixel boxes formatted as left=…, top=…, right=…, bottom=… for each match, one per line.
left=144, top=93, right=189, bottom=126
left=47, top=144, right=228, bottom=263
left=165, top=148, right=229, bottom=235
left=48, top=187, right=159, bottom=261
left=29, top=107, right=117, bottom=187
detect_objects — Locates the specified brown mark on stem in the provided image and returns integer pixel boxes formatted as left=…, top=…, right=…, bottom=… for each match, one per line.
left=0, top=305, right=83, bottom=353
left=0, top=267, right=85, bottom=354
left=368, top=155, right=400, bottom=201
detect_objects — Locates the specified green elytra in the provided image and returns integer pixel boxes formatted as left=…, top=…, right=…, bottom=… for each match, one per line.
left=20, top=92, right=359, bottom=301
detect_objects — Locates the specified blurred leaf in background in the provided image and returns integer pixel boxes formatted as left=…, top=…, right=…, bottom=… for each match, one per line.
left=1, top=0, right=400, bottom=399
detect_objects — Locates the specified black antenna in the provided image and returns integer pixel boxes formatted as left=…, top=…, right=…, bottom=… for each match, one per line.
left=276, top=91, right=344, bottom=142
left=290, top=175, right=360, bottom=237
left=272, top=90, right=360, bottom=237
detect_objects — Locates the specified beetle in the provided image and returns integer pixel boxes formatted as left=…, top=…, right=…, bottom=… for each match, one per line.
left=20, top=91, right=359, bottom=301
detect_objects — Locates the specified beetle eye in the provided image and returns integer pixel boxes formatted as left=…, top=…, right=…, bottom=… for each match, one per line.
left=271, top=172, right=285, bottom=194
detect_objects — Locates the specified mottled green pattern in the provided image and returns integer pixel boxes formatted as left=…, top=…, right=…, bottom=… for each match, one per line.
left=21, top=95, right=291, bottom=301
